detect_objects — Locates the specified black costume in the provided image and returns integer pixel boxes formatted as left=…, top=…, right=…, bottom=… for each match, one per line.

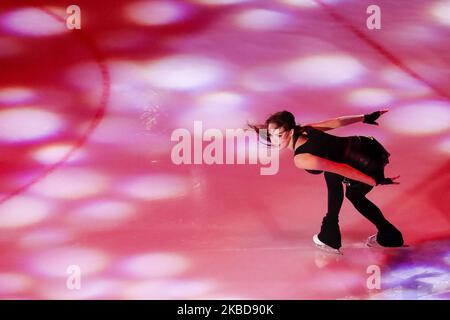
left=293, top=126, right=404, bottom=249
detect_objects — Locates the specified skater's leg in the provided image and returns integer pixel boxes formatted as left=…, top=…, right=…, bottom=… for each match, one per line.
left=345, top=182, right=404, bottom=247
left=318, top=172, right=345, bottom=249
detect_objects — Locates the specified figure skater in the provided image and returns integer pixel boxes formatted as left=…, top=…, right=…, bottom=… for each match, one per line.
left=248, top=110, right=404, bottom=254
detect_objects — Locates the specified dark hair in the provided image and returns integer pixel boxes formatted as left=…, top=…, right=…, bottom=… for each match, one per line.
left=247, top=110, right=303, bottom=146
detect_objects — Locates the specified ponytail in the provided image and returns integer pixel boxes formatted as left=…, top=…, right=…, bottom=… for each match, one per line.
left=292, top=124, right=306, bottom=143
left=246, top=120, right=272, bottom=146
left=294, top=124, right=302, bottom=132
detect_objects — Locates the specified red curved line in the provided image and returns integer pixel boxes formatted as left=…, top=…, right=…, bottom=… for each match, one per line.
left=0, top=6, right=110, bottom=204
left=313, top=0, right=450, bottom=100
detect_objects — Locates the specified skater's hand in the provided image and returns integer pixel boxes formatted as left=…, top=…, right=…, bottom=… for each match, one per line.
left=363, top=109, right=389, bottom=126
left=376, top=175, right=400, bottom=186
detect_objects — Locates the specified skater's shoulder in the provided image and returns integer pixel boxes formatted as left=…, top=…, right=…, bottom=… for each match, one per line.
left=300, top=125, right=318, bottom=133
left=301, top=125, right=330, bottom=138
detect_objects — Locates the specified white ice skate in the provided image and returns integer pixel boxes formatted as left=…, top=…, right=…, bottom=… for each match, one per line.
left=366, top=234, right=383, bottom=248
left=313, top=234, right=343, bottom=255
left=366, top=234, right=410, bottom=248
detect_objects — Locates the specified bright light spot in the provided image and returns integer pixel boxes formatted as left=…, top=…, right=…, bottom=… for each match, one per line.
left=283, top=55, right=365, bottom=87
left=240, top=66, right=287, bottom=92
left=41, top=278, right=122, bottom=299
left=0, top=87, right=35, bottom=104
left=67, top=201, right=135, bottom=229
left=234, top=9, right=292, bottom=31
left=20, top=228, right=71, bottom=247
left=106, top=60, right=160, bottom=113
left=430, top=1, right=450, bottom=26
left=348, top=88, right=394, bottom=109
left=0, top=37, right=23, bottom=57
left=176, top=105, right=251, bottom=131
left=384, top=101, right=450, bottom=135
left=280, top=0, right=319, bottom=7
left=29, top=168, right=107, bottom=199
left=196, top=91, right=244, bottom=109
left=32, top=143, right=86, bottom=165
left=121, top=253, right=189, bottom=278
left=144, top=55, right=226, bottom=91
left=0, top=273, right=31, bottom=294
left=0, top=107, right=63, bottom=143
left=0, top=196, right=51, bottom=229
left=0, top=8, right=67, bottom=37
left=125, top=1, right=189, bottom=26
left=124, top=279, right=214, bottom=299
left=29, top=247, right=109, bottom=277
left=177, top=92, right=249, bottom=130
left=280, top=0, right=340, bottom=8
left=89, top=116, right=141, bottom=145
left=121, top=174, right=189, bottom=200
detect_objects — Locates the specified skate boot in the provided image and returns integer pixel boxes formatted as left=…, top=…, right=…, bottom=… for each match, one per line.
left=366, top=233, right=408, bottom=248
left=313, top=234, right=343, bottom=255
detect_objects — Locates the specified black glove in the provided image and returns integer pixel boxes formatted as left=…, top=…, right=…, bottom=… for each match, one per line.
left=363, top=111, right=382, bottom=125
left=375, top=176, right=398, bottom=186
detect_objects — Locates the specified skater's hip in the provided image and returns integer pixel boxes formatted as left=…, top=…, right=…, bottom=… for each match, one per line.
left=343, top=136, right=388, bottom=178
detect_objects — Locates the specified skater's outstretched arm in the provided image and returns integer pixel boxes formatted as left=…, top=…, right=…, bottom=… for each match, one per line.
left=305, top=109, right=389, bottom=132
left=295, top=153, right=377, bottom=186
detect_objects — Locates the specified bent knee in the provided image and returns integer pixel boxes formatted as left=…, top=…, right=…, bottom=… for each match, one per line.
left=345, top=190, right=359, bottom=201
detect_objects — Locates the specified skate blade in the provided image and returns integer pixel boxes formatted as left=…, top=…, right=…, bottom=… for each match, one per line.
left=315, top=243, right=343, bottom=255
left=366, top=237, right=410, bottom=249
left=313, top=234, right=343, bottom=255
left=366, top=243, right=410, bottom=249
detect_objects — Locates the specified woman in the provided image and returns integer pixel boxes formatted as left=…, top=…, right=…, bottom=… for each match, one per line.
left=248, top=110, right=404, bottom=254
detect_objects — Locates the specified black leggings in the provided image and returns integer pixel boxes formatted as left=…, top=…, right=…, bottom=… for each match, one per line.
left=318, top=172, right=404, bottom=249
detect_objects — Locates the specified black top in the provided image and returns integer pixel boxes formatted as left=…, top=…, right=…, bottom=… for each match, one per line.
left=293, top=126, right=349, bottom=175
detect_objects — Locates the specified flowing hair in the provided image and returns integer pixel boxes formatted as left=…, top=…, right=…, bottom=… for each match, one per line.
left=246, top=110, right=304, bottom=147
